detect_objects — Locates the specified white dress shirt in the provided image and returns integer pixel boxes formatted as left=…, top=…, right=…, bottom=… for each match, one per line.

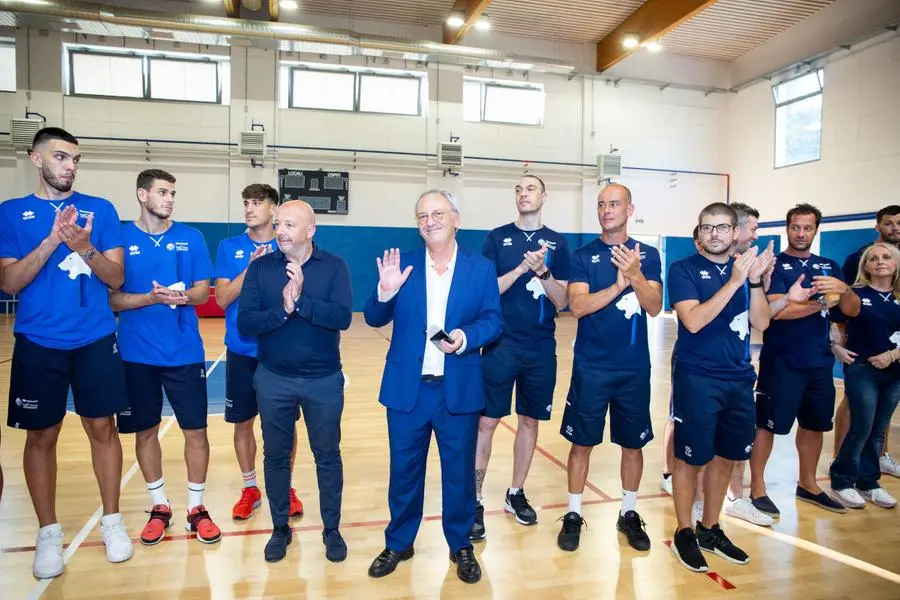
left=378, top=243, right=467, bottom=376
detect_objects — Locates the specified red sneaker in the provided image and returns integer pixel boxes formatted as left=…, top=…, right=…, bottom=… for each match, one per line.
left=289, top=488, right=304, bottom=517
left=140, top=504, right=172, bottom=546
left=232, top=486, right=262, bottom=520
left=185, top=505, right=221, bottom=544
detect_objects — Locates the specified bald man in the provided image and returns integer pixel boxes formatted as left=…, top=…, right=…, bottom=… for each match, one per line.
left=238, top=200, right=353, bottom=563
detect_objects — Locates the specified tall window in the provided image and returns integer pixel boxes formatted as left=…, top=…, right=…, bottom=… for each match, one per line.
left=66, top=46, right=230, bottom=104
left=0, top=40, right=15, bottom=92
left=282, top=63, right=425, bottom=117
left=773, top=70, right=824, bottom=168
left=464, top=78, right=544, bottom=126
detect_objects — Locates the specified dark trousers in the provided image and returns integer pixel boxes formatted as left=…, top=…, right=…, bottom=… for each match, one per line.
left=385, top=380, right=479, bottom=554
left=254, top=365, right=344, bottom=529
left=831, top=363, right=900, bottom=491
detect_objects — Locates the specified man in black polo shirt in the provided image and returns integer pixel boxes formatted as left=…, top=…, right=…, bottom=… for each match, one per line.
left=237, top=200, right=352, bottom=563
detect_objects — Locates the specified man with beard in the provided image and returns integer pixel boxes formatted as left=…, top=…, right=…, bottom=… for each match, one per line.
left=472, top=175, right=570, bottom=540
left=111, top=169, right=220, bottom=546
left=238, top=200, right=351, bottom=563
left=557, top=184, right=662, bottom=553
left=214, top=184, right=304, bottom=521
left=0, top=127, right=133, bottom=578
left=749, top=203, right=860, bottom=517
left=832, top=205, right=900, bottom=478
left=667, top=202, right=772, bottom=573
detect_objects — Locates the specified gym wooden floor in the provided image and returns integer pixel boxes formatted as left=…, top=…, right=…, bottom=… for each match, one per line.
left=0, top=314, right=898, bottom=600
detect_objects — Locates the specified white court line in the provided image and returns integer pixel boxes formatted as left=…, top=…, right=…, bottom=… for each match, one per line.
left=28, top=350, right=227, bottom=600
left=724, top=514, right=900, bottom=585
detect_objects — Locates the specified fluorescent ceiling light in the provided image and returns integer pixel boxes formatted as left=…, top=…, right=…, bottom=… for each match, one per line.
left=622, top=34, right=639, bottom=49
left=446, top=13, right=464, bottom=28
left=474, top=15, right=490, bottom=31
left=646, top=40, right=662, bottom=52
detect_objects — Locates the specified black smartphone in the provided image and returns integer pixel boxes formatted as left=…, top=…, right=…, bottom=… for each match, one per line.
left=429, top=329, right=452, bottom=347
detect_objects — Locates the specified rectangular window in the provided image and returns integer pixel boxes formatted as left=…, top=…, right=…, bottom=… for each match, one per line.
left=464, top=78, right=544, bottom=126
left=284, top=63, right=425, bottom=116
left=773, top=70, right=824, bottom=168
left=0, top=41, right=15, bottom=92
left=66, top=46, right=229, bottom=105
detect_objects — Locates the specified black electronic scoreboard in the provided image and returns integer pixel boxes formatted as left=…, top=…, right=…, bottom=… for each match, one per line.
left=278, top=169, right=349, bottom=215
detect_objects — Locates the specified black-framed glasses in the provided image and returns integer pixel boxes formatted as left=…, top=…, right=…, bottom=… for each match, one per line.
left=699, top=223, right=734, bottom=235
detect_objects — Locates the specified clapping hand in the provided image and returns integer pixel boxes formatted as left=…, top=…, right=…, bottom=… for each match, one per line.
left=48, top=205, right=78, bottom=247
left=149, top=280, right=188, bottom=306
left=611, top=244, right=643, bottom=282
left=786, top=274, right=813, bottom=303
left=377, top=248, right=413, bottom=294
left=748, top=241, right=775, bottom=283
left=730, top=246, right=759, bottom=285
left=521, top=245, right=548, bottom=274
left=59, top=212, right=94, bottom=254
left=249, top=244, right=269, bottom=263
left=282, top=262, right=303, bottom=313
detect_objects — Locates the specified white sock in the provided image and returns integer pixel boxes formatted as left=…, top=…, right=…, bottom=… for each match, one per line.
left=188, top=482, right=205, bottom=511
left=100, top=513, right=122, bottom=527
left=508, top=487, right=521, bottom=495
left=147, top=477, right=168, bottom=507
left=568, top=493, right=583, bottom=516
left=621, top=490, right=638, bottom=516
left=242, top=469, right=257, bottom=489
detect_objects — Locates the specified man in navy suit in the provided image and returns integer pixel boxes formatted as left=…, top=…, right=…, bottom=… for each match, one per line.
left=364, top=189, right=502, bottom=584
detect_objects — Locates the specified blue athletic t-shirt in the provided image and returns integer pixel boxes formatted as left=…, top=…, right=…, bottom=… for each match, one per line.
left=761, top=252, right=843, bottom=370
left=570, top=237, right=661, bottom=370
left=845, top=286, right=900, bottom=375
left=116, top=222, right=212, bottom=366
left=0, top=192, right=122, bottom=350
left=668, top=254, right=755, bottom=381
left=214, top=232, right=277, bottom=358
left=482, top=223, right=571, bottom=346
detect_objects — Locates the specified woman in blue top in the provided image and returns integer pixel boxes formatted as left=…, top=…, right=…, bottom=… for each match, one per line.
left=830, top=242, right=900, bottom=509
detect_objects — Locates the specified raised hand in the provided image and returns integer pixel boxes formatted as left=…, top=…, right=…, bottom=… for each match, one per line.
left=59, top=212, right=94, bottom=254
left=48, top=205, right=77, bottom=247
left=376, top=248, right=413, bottom=294
left=730, top=246, right=758, bottom=286
left=286, top=262, right=303, bottom=297
left=249, top=244, right=269, bottom=263
left=786, top=274, right=813, bottom=303
left=615, top=265, right=627, bottom=292
left=748, top=240, right=775, bottom=282
left=611, top=243, right=643, bottom=281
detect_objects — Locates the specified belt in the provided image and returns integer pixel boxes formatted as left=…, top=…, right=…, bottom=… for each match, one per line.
left=421, top=374, right=444, bottom=382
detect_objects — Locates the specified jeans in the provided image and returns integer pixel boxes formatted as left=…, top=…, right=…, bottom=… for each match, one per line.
left=254, top=365, right=345, bottom=528
left=831, top=362, right=900, bottom=491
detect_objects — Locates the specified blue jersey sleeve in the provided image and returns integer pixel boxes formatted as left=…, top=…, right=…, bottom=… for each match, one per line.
left=481, top=231, right=499, bottom=275
left=214, top=240, right=232, bottom=281
left=96, top=202, right=122, bottom=252
left=0, top=204, right=20, bottom=259
left=569, top=249, right=589, bottom=285
left=667, top=261, right=698, bottom=305
left=192, top=231, right=214, bottom=284
left=550, top=237, right=572, bottom=281
left=767, top=263, right=788, bottom=295
left=644, top=246, right=662, bottom=283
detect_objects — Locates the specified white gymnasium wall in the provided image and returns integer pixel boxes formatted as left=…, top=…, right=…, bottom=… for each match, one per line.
left=0, top=28, right=728, bottom=239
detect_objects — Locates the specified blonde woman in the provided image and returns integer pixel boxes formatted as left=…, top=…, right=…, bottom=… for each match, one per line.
left=830, top=242, right=900, bottom=509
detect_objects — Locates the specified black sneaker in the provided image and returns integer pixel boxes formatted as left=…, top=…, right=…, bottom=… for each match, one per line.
left=469, top=502, right=486, bottom=541
left=670, top=527, right=708, bottom=573
left=696, top=522, right=750, bottom=565
left=556, top=512, right=584, bottom=551
left=616, top=510, right=651, bottom=551
left=505, top=489, right=538, bottom=525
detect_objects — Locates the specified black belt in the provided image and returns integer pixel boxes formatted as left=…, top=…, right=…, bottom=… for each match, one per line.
left=421, top=374, right=444, bottom=382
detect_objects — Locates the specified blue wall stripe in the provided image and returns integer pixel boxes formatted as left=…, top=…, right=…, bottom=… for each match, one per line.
left=759, top=212, right=877, bottom=229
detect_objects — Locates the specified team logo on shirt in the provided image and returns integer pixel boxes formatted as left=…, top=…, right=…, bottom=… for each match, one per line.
left=538, top=239, right=557, bottom=250
left=15, top=397, right=38, bottom=410
left=812, top=263, right=831, bottom=271
left=57, top=252, right=92, bottom=280
left=525, top=277, right=547, bottom=300
left=615, top=292, right=641, bottom=319
left=175, top=242, right=190, bottom=252
left=21, top=210, right=35, bottom=220
left=591, top=254, right=600, bottom=264
left=782, top=263, right=793, bottom=270
left=862, top=298, right=872, bottom=307
left=78, top=210, right=94, bottom=220
left=128, top=245, right=141, bottom=256
left=166, top=243, right=176, bottom=251
left=729, top=310, right=750, bottom=341
left=235, top=249, right=245, bottom=259
left=699, top=270, right=711, bottom=280
left=502, top=237, right=512, bottom=247
left=891, top=332, right=900, bottom=348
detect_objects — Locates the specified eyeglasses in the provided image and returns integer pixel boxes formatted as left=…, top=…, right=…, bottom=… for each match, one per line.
left=699, top=223, right=734, bottom=235
left=415, top=209, right=455, bottom=225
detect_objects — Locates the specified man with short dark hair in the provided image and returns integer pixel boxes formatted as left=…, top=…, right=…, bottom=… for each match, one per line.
left=111, top=169, right=220, bottom=546
left=0, top=127, right=133, bottom=578
left=214, top=184, right=304, bottom=521
left=749, top=203, right=860, bottom=517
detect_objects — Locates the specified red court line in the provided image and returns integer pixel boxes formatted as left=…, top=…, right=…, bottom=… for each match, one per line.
left=662, top=540, right=737, bottom=591
left=497, top=419, right=614, bottom=501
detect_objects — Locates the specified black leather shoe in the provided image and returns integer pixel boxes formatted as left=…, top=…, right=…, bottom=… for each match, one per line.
left=264, top=525, right=292, bottom=562
left=449, top=547, right=482, bottom=584
left=367, top=546, right=414, bottom=578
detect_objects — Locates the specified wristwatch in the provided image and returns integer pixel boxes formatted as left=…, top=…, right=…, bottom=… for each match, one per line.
left=80, top=248, right=97, bottom=261
left=538, top=269, right=552, bottom=280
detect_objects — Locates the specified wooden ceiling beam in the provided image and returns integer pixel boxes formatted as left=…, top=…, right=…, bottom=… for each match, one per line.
left=595, top=0, right=720, bottom=71
left=443, top=0, right=493, bottom=45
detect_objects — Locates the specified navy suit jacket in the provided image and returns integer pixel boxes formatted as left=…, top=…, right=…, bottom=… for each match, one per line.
left=363, top=245, right=502, bottom=414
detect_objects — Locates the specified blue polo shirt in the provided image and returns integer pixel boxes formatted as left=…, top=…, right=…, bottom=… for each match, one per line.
left=116, top=222, right=213, bottom=367
left=237, top=244, right=352, bottom=378
left=0, top=192, right=122, bottom=350
left=481, top=223, right=571, bottom=347
left=668, top=254, right=755, bottom=381
left=842, top=244, right=870, bottom=284
left=845, top=286, right=900, bottom=375
left=570, top=237, right=661, bottom=370
left=761, top=252, right=843, bottom=370
left=214, top=232, right=277, bottom=358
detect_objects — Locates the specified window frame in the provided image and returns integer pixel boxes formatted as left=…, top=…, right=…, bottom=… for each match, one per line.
left=464, top=77, right=545, bottom=127
left=0, top=39, right=16, bottom=93
left=772, top=69, right=824, bottom=169
left=287, top=66, right=358, bottom=113
left=66, top=47, right=227, bottom=105
left=357, top=71, right=423, bottom=117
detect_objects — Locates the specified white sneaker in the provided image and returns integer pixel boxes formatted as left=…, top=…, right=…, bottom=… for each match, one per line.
left=880, top=453, right=900, bottom=478
left=661, top=473, right=673, bottom=496
left=100, top=513, right=134, bottom=564
left=833, top=487, right=866, bottom=509
left=33, top=523, right=65, bottom=579
left=859, top=487, right=897, bottom=509
left=692, top=501, right=704, bottom=525
left=724, top=497, right=774, bottom=527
